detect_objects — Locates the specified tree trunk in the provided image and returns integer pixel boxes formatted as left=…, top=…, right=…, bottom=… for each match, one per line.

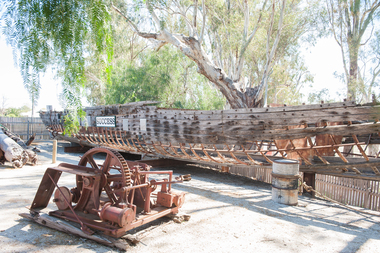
left=348, top=42, right=359, bottom=101
left=112, top=4, right=264, bottom=109
left=0, top=128, right=29, bottom=168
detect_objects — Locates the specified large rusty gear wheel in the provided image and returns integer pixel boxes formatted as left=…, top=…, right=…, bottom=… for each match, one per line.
left=77, top=147, right=132, bottom=205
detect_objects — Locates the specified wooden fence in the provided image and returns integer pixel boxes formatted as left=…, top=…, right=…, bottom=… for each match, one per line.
left=229, top=167, right=273, bottom=184
left=316, top=175, right=380, bottom=211
left=0, top=116, right=51, bottom=140
left=229, top=166, right=380, bottom=211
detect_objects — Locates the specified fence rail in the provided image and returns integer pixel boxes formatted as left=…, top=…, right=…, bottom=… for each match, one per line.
left=316, top=175, right=380, bottom=211
left=229, top=166, right=380, bottom=211
left=0, top=116, right=51, bottom=140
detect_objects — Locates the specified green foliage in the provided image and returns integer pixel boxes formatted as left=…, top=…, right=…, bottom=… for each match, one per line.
left=3, top=108, right=22, bottom=117
left=1, top=0, right=113, bottom=108
left=265, top=53, right=314, bottom=105
left=0, top=105, right=31, bottom=117
left=1, top=0, right=322, bottom=113
left=104, top=45, right=225, bottom=110
left=105, top=48, right=173, bottom=104
left=62, top=108, right=87, bottom=136
left=307, top=88, right=339, bottom=104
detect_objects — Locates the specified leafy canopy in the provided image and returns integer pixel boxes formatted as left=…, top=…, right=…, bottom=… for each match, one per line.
left=1, top=0, right=114, bottom=108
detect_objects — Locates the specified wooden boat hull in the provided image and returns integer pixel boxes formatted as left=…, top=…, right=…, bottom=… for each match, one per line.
left=40, top=101, right=380, bottom=180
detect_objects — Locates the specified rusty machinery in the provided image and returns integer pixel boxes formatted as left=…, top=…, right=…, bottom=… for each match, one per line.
left=30, top=147, right=189, bottom=238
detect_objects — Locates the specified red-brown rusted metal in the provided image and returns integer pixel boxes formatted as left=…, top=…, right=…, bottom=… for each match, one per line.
left=30, top=147, right=188, bottom=238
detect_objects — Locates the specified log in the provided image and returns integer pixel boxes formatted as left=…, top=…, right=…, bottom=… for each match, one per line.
left=0, top=126, right=38, bottom=165
left=0, top=128, right=29, bottom=168
left=19, top=212, right=130, bottom=251
left=26, top=133, right=36, bottom=146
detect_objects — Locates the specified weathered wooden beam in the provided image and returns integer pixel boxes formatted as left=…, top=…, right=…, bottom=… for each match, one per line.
left=115, top=122, right=380, bottom=145
left=129, top=105, right=378, bottom=124
left=19, top=212, right=130, bottom=251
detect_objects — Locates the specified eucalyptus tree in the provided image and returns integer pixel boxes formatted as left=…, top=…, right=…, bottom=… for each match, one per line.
left=85, top=9, right=225, bottom=109
left=325, top=0, right=380, bottom=102
left=113, top=0, right=317, bottom=108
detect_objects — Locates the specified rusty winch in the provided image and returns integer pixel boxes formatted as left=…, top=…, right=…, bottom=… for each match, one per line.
left=30, top=147, right=189, bottom=238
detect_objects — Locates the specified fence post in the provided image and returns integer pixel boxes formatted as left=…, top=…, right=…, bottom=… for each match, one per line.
left=52, top=140, right=57, bottom=163
left=27, top=118, right=30, bottom=140
left=364, top=180, right=370, bottom=209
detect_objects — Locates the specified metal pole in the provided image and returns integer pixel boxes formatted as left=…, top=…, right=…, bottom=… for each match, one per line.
left=27, top=118, right=30, bottom=140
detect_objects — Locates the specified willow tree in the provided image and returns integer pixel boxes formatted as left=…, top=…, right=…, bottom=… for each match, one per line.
left=1, top=0, right=114, bottom=109
left=326, top=0, right=380, bottom=101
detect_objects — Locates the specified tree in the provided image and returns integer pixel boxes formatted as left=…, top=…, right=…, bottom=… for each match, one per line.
left=1, top=105, right=31, bottom=117
left=2, top=0, right=317, bottom=111
left=357, top=30, right=380, bottom=102
left=103, top=45, right=226, bottom=109
left=1, top=0, right=114, bottom=109
left=326, top=0, right=380, bottom=101
left=113, top=0, right=313, bottom=108
left=83, top=8, right=225, bottom=109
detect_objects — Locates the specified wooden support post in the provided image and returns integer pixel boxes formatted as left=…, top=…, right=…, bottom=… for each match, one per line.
left=52, top=140, right=57, bottom=163
left=303, top=172, right=316, bottom=197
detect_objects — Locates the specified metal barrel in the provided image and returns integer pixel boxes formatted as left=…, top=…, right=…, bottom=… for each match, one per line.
left=271, top=159, right=299, bottom=206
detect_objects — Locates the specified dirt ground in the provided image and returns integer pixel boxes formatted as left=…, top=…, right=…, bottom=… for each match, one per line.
left=1, top=140, right=380, bottom=253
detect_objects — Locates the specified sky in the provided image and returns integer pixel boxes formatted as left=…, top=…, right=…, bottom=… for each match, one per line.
left=0, top=35, right=345, bottom=117
left=0, top=37, right=64, bottom=116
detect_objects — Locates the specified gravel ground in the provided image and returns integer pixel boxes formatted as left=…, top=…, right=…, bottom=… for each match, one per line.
left=1, top=140, right=380, bottom=253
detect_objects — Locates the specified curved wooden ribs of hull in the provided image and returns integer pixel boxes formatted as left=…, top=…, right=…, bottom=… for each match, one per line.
left=41, top=100, right=380, bottom=180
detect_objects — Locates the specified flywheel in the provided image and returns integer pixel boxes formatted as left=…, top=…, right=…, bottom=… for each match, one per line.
left=77, top=147, right=132, bottom=205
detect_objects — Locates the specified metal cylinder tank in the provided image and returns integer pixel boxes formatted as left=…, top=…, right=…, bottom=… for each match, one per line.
left=272, top=159, right=299, bottom=206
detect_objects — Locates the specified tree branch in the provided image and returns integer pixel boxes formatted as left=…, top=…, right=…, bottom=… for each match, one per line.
left=199, top=0, right=206, bottom=44
left=193, top=0, right=198, bottom=29
left=233, top=0, right=268, bottom=82
left=256, top=0, right=286, bottom=106
left=358, top=1, right=380, bottom=40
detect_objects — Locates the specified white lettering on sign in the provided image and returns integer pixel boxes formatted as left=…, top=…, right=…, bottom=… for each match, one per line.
left=123, top=119, right=129, bottom=131
left=96, top=116, right=116, bottom=127
left=140, top=119, right=146, bottom=131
